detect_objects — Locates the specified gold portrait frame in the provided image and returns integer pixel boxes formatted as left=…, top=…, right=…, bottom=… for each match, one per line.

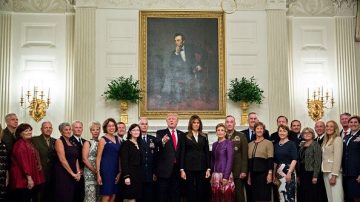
left=139, top=11, right=226, bottom=119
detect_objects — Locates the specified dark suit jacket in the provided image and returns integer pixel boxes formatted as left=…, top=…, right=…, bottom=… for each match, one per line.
left=180, top=132, right=210, bottom=172
left=69, top=135, right=86, bottom=169
left=342, top=131, right=360, bottom=177
left=227, top=130, right=248, bottom=178
left=241, top=128, right=270, bottom=143
left=2, top=127, right=16, bottom=156
left=270, top=130, right=298, bottom=144
left=155, top=128, right=185, bottom=178
left=140, top=134, right=158, bottom=182
left=32, top=134, right=56, bottom=181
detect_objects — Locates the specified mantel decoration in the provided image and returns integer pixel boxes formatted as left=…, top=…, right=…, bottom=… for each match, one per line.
left=228, top=76, right=264, bottom=125
left=20, top=86, right=51, bottom=122
left=103, top=75, right=142, bottom=123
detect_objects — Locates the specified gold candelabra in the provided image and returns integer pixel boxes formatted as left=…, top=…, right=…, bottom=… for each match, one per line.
left=307, top=87, right=334, bottom=121
left=20, top=86, right=51, bottom=122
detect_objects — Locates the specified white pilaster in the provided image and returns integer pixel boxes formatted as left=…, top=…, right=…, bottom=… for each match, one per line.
left=0, top=13, right=12, bottom=125
left=65, top=13, right=75, bottom=122
left=335, top=16, right=359, bottom=115
left=266, top=1, right=290, bottom=132
left=73, top=7, right=96, bottom=127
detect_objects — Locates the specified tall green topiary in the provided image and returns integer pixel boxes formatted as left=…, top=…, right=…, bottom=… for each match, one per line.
left=227, top=76, right=264, bottom=104
left=102, top=75, right=142, bottom=103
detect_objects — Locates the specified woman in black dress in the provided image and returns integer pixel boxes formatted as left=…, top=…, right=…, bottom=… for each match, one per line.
left=54, top=122, right=81, bottom=202
left=297, top=127, right=323, bottom=202
left=247, top=122, right=273, bottom=202
left=120, top=124, right=142, bottom=202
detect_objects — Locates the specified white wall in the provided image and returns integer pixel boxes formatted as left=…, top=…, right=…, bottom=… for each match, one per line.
left=290, top=17, right=338, bottom=127
left=11, top=13, right=67, bottom=137
left=95, top=9, right=268, bottom=133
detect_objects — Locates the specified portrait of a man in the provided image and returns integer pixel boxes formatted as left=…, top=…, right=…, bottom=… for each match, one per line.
left=140, top=11, right=225, bottom=118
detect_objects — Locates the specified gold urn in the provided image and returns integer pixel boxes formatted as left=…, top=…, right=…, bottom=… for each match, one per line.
left=239, top=100, right=250, bottom=126
left=119, top=100, right=128, bottom=124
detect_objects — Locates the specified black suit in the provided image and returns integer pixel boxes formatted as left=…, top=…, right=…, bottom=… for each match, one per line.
left=270, top=130, right=298, bottom=144
left=156, top=128, right=185, bottom=202
left=69, top=135, right=86, bottom=202
left=241, top=128, right=270, bottom=143
left=32, top=134, right=56, bottom=202
left=180, top=133, right=210, bottom=202
left=139, top=134, right=158, bottom=202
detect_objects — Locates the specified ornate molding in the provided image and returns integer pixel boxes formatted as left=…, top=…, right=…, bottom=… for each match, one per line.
left=332, top=0, right=356, bottom=16
left=266, top=0, right=287, bottom=10
left=2, top=0, right=75, bottom=13
left=0, top=0, right=13, bottom=12
left=288, top=0, right=334, bottom=16
left=95, top=0, right=266, bottom=10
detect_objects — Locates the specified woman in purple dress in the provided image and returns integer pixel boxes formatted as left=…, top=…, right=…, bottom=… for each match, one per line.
left=54, top=122, right=81, bottom=202
left=210, top=123, right=234, bottom=202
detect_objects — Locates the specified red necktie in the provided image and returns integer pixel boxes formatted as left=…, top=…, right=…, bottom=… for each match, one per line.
left=171, top=129, right=177, bottom=150
left=344, top=131, right=348, bottom=137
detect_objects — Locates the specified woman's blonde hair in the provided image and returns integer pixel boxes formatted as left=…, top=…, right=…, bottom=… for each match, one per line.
left=322, top=120, right=340, bottom=147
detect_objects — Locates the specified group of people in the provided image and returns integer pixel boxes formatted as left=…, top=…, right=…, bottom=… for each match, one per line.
left=0, top=112, right=359, bottom=202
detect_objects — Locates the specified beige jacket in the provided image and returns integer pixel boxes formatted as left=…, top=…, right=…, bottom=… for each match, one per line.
left=321, top=136, right=343, bottom=176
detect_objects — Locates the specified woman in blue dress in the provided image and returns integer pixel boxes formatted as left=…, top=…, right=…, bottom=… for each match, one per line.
left=96, top=118, right=121, bottom=202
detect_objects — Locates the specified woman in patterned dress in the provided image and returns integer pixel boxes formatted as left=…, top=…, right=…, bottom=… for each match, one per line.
left=273, top=125, right=298, bottom=202
left=0, top=124, right=8, bottom=202
left=83, top=121, right=101, bottom=202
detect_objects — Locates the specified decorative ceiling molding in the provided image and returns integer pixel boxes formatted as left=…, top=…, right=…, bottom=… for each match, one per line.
left=0, top=0, right=75, bottom=13
left=0, top=0, right=13, bottom=12
left=287, top=0, right=334, bottom=16
left=95, top=0, right=266, bottom=10
left=332, top=0, right=356, bottom=16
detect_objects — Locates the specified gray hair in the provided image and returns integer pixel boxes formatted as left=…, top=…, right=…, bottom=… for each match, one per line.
left=301, top=127, right=316, bottom=139
left=58, top=122, right=71, bottom=132
left=5, top=113, right=17, bottom=122
left=72, top=120, right=83, bottom=127
left=89, top=121, right=101, bottom=130
left=41, top=121, right=52, bottom=128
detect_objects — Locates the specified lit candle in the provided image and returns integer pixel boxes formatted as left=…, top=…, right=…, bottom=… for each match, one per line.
left=307, top=88, right=309, bottom=99
left=48, top=88, right=50, bottom=99
left=21, top=86, right=23, bottom=98
left=321, top=86, right=323, bottom=96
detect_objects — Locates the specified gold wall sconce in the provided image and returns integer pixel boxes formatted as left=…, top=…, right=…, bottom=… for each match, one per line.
left=307, top=87, right=334, bottom=121
left=20, top=86, right=51, bottom=122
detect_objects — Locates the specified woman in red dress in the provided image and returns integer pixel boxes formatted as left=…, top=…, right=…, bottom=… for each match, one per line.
left=10, top=123, right=45, bottom=202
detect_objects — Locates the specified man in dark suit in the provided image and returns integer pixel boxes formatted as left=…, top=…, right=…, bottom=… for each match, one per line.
left=241, top=112, right=269, bottom=202
left=163, top=33, right=200, bottom=103
left=269, top=115, right=297, bottom=144
left=32, top=121, right=56, bottom=202
left=242, top=112, right=270, bottom=143
left=314, top=120, right=326, bottom=145
left=2, top=113, right=18, bottom=156
left=340, top=112, right=351, bottom=139
left=139, top=117, right=157, bottom=202
left=69, top=120, right=86, bottom=202
left=225, top=115, right=248, bottom=202
left=290, top=119, right=302, bottom=147
left=313, top=120, right=328, bottom=202
left=156, top=113, right=185, bottom=202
